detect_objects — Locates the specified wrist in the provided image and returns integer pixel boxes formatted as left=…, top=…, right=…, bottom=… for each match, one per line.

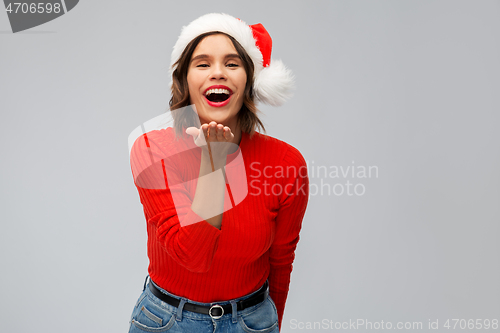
left=200, top=147, right=228, bottom=170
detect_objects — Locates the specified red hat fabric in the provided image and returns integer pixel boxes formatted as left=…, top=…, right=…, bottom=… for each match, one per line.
left=249, top=23, right=272, bottom=68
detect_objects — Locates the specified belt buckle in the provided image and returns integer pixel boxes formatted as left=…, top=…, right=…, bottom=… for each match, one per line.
left=209, top=304, right=224, bottom=319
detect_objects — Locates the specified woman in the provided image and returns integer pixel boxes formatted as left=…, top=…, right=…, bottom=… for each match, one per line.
left=129, top=13, right=309, bottom=333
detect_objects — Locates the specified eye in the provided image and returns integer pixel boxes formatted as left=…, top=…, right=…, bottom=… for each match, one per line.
left=227, top=63, right=239, bottom=68
left=196, top=64, right=209, bottom=68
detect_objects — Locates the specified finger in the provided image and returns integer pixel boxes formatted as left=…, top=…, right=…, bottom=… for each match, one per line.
left=209, top=122, right=217, bottom=139
left=201, top=124, right=209, bottom=141
left=185, top=127, right=199, bottom=138
left=216, top=124, right=224, bottom=141
left=224, top=126, right=234, bottom=141
left=190, top=124, right=206, bottom=147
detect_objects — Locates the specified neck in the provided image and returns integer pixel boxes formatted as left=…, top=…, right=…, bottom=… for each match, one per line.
left=232, top=122, right=242, bottom=146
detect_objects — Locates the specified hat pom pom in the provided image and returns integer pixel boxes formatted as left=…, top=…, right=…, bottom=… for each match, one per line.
left=254, top=59, right=295, bottom=106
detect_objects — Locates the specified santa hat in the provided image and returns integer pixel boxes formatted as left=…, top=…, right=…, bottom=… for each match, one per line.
left=170, top=13, right=294, bottom=106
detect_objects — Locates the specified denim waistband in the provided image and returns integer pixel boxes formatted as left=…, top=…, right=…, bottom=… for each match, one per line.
left=143, top=276, right=269, bottom=322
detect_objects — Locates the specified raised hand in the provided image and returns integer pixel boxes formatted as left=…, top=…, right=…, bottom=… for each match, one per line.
left=186, top=121, right=236, bottom=158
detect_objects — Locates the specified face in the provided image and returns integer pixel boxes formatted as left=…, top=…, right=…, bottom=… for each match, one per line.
left=187, top=34, right=247, bottom=130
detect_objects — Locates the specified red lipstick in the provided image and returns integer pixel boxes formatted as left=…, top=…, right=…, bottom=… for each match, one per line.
left=203, top=85, right=233, bottom=107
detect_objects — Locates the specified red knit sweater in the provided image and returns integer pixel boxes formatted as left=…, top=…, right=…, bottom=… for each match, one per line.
left=130, top=127, right=309, bottom=329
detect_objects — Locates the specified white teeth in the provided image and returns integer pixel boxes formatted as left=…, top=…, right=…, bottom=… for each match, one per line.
left=205, top=88, right=230, bottom=96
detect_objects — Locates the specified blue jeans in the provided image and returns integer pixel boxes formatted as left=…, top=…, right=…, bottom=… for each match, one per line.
left=128, top=277, right=279, bottom=333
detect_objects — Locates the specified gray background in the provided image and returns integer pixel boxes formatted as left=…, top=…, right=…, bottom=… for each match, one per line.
left=1, top=1, right=499, bottom=332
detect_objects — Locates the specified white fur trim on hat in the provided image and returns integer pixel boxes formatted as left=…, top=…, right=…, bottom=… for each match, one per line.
left=169, top=13, right=294, bottom=106
left=254, top=59, right=294, bottom=106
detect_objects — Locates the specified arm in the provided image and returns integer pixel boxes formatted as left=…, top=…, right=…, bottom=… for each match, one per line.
left=189, top=123, right=235, bottom=229
left=130, top=124, right=236, bottom=273
left=130, top=129, right=224, bottom=273
left=268, top=146, right=309, bottom=330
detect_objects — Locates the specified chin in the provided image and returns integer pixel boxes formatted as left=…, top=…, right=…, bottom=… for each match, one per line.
left=206, top=116, right=231, bottom=125
left=200, top=110, right=237, bottom=125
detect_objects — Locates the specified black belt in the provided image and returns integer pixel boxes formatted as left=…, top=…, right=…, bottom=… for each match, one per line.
left=148, top=280, right=269, bottom=319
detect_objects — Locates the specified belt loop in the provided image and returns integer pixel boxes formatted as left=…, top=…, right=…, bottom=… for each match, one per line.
left=176, top=298, right=187, bottom=321
left=230, top=300, right=237, bottom=323
left=143, top=275, right=150, bottom=291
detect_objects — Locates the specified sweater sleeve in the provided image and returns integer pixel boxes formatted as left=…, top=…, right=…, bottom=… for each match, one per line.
left=268, top=145, right=309, bottom=330
left=130, top=131, right=222, bottom=273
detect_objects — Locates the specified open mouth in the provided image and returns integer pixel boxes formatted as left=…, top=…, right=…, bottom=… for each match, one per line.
left=205, top=88, right=231, bottom=103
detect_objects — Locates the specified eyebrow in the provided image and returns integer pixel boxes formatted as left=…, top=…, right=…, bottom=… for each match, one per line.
left=190, top=53, right=241, bottom=63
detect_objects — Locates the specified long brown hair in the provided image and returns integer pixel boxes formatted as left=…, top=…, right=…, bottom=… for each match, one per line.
left=169, top=31, right=265, bottom=138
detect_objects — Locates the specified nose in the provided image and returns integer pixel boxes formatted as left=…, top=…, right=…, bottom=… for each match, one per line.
left=210, top=63, right=227, bottom=80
